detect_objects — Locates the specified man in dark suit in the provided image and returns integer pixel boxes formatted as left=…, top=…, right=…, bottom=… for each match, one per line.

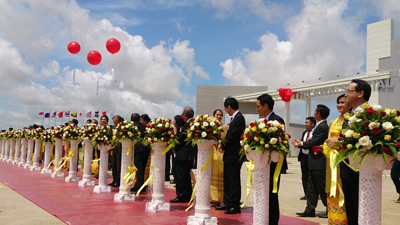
left=170, top=107, right=196, bottom=203
left=110, top=115, right=123, bottom=187
left=256, top=94, right=285, bottom=225
left=131, top=113, right=150, bottom=194
left=297, top=116, right=316, bottom=200
left=293, top=104, right=330, bottom=218
left=215, top=97, right=245, bottom=214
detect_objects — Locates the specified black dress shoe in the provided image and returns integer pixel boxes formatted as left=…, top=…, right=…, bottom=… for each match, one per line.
left=300, top=196, right=307, bottom=200
left=215, top=204, right=227, bottom=210
left=108, top=181, right=116, bottom=186
left=317, top=212, right=328, bottom=218
left=170, top=197, right=188, bottom=203
left=225, top=207, right=241, bottom=214
left=93, top=174, right=99, bottom=179
left=296, top=211, right=315, bottom=217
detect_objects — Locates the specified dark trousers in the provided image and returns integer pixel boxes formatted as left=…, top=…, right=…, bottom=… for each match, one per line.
left=165, top=150, right=172, bottom=181
left=269, top=162, right=280, bottom=225
left=305, top=169, right=327, bottom=212
left=223, top=163, right=243, bottom=210
left=134, top=150, right=150, bottom=190
left=340, top=161, right=359, bottom=225
left=175, top=160, right=192, bottom=201
left=300, top=158, right=309, bottom=196
left=112, top=147, right=121, bottom=184
left=391, top=160, right=400, bottom=194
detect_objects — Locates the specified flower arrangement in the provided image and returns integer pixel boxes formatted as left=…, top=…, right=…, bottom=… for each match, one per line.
left=112, top=120, right=141, bottom=144
left=62, top=124, right=81, bottom=140
left=143, top=117, right=178, bottom=147
left=31, top=127, right=44, bottom=140
left=239, top=118, right=290, bottom=156
left=41, top=129, right=55, bottom=143
left=93, top=125, right=113, bottom=148
left=185, top=114, right=225, bottom=145
left=53, top=126, right=65, bottom=140
left=6, top=130, right=16, bottom=140
left=80, top=124, right=98, bottom=140
left=334, top=103, right=400, bottom=167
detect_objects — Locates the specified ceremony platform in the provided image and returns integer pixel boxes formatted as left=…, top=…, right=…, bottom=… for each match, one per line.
left=0, top=160, right=318, bottom=225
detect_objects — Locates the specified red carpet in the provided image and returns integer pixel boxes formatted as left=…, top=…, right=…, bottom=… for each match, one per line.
left=0, top=161, right=317, bottom=225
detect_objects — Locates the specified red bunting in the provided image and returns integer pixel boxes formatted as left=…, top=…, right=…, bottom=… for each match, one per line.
left=277, top=88, right=293, bottom=102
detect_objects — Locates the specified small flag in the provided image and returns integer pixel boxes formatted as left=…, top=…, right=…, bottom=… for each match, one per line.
left=39, top=112, right=44, bottom=118
left=78, top=111, right=83, bottom=118
left=58, top=111, right=63, bottom=118
left=44, top=112, right=50, bottom=118
left=102, top=111, right=107, bottom=116
left=71, top=112, right=78, bottom=118
left=65, top=111, right=70, bottom=117
left=86, top=111, right=92, bottom=118
left=52, top=111, right=57, bottom=118
left=94, top=111, right=99, bottom=118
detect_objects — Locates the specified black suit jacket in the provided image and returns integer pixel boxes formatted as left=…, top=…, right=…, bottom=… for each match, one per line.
left=297, top=130, right=309, bottom=162
left=222, top=111, right=245, bottom=164
left=134, top=121, right=149, bottom=154
left=302, top=120, right=329, bottom=171
left=175, top=120, right=195, bottom=162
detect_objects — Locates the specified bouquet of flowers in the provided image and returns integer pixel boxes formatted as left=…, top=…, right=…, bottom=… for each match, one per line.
left=62, top=124, right=81, bottom=141
left=31, top=127, right=44, bottom=140
left=80, top=124, right=98, bottom=141
left=13, top=129, right=24, bottom=140
left=93, top=125, right=113, bottom=148
left=143, top=117, right=178, bottom=147
left=42, top=129, right=55, bottom=143
left=239, top=118, right=290, bottom=156
left=334, top=103, right=400, bottom=167
left=185, top=114, right=225, bottom=145
left=112, top=120, right=141, bottom=144
left=53, top=126, right=65, bottom=140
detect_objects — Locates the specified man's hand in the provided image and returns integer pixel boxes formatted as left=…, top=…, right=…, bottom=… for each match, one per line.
left=292, top=139, right=302, bottom=147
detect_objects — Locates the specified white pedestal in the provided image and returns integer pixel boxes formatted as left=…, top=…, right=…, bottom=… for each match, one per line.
left=114, top=140, right=135, bottom=202
left=65, top=140, right=80, bottom=182
left=146, top=142, right=170, bottom=213
left=349, top=153, right=394, bottom=225
left=12, top=139, right=21, bottom=165
left=93, top=145, right=111, bottom=193
left=51, top=140, right=65, bottom=178
left=24, top=139, right=34, bottom=169
left=0, top=139, right=4, bottom=160
left=78, top=140, right=95, bottom=187
left=41, top=142, right=53, bottom=174
left=30, top=139, right=42, bottom=171
left=3, top=139, right=10, bottom=162
left=7, top=140, right=16, bottom=163
left=187, top=140, right=217, bottom=225
left=18, top=139, right=28, bottom=167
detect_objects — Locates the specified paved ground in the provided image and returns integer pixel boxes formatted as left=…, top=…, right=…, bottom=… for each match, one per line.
left=1, top=157, right=399, bottom=224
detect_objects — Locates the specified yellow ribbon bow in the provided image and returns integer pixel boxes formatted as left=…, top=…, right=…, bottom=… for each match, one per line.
left=272, top=151, right=284, bottom=193
left=123, top=166, right=138, bottom=192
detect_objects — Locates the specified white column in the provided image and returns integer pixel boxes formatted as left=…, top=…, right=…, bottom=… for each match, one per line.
left=12, top=139, right=21, bottom=165
left=30, top=139, right=42, bottom=171
left=187, top=140, right=217, bottom=225
left=51, top=139, right=64, bottom=178
left=24, top=139, right=34, bottom=169
left=7, top=139, right=16, bottom=163
left=0, top=139, right=3, bottom=160
left=3, top=139, right=10, bottom=162
left=78, top=139, right=95, bottom=187
left=93, top=145, right=111, bottom=193
left=146, top=142, right=170, bottom=213
left=65, top=139, right=80, bottom=182
left=350, top=153, right=393, bottom=225
left=18, top=139, right=28, bottom=167
left=41, top=142, right=53, bottom=174
left=114, top=140, right=135, bottom=202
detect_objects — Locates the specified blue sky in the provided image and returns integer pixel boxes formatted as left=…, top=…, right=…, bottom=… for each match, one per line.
left=1, top=0, right=400, bottom=129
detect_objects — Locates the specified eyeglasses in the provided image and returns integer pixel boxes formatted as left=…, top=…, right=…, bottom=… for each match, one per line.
left=256, top=105, right=262, bottom=109
left=346, top=89, right=357, bottom=93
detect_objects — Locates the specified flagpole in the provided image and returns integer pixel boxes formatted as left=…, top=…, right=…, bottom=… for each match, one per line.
left=48, top=114, right=50, bottom=128
left=42, top=115, right=44, bottom=126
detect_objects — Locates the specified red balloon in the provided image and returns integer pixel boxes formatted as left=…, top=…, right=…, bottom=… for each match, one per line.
left=87, top=50, right=102, bottom=65
left=106, top=38, right=121, bottom=54
left=67, top=41, right=81, bottom=54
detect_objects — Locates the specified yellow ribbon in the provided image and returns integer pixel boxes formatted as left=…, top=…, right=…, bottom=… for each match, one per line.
left=201, top=148, right=214, bottom=172
left=123, top=166, right=138, bottom=192
left=126, top=142, right=136, bottom=155
left=45, top=144, right=55, bottom=169
left=41, top=144, right=45, bottom=153
left=17, top=144, right=23, bottom=162
left=54, top=151, right=75, bottom=175
left=241, top=160, right=254, bottom=208
left=343, top=160, right=359, bottom=172
left=161, top=144, right=173, bottom=155
left=136, top=165, right=154, bottom=197
left=272, top=152, right=284, bottom=193
left=185, top=183, right=197, bottom=212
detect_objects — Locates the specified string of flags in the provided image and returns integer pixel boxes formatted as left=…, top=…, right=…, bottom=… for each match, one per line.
left=38, top=111, right=113, bottom=119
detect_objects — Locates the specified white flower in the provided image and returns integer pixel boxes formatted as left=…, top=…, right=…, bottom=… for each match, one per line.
left=194, top=122, right=200, bottom=127
left=258, top=123, right=266, bottom=129
left=344, top=130, right=354, bottom=138
left=190, top=126, right=195, bottom=130
left=157, top=124, right=163, bottom=128
left=356, top=108, right=364, bottom=114
left=258, top=118, right=265, bottom=123
left=244, top=144, right=249, bottom=151
left=270, top=138, right=278, bottom=145
left=349, top=116, right=357, bottom=124
left=382, top=122, right=394, bottom=131
left=372, top=104, right=382, bottom=111
left=272, top=121, right=280, bottom=127
left=210, top=122, right=215, bottom=126
left=240, top=140, right=244, bottom=146
left=359, top=136, right=373, bottom=149
left=201, top=132, right=207, bottom=138
left=166, top=123, right=170, bottom=127
left=368, top=122, right=380, bottom=130
left=203, top=122, right=209, bottom=127
left=121, top=126, right=125, bottom=129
